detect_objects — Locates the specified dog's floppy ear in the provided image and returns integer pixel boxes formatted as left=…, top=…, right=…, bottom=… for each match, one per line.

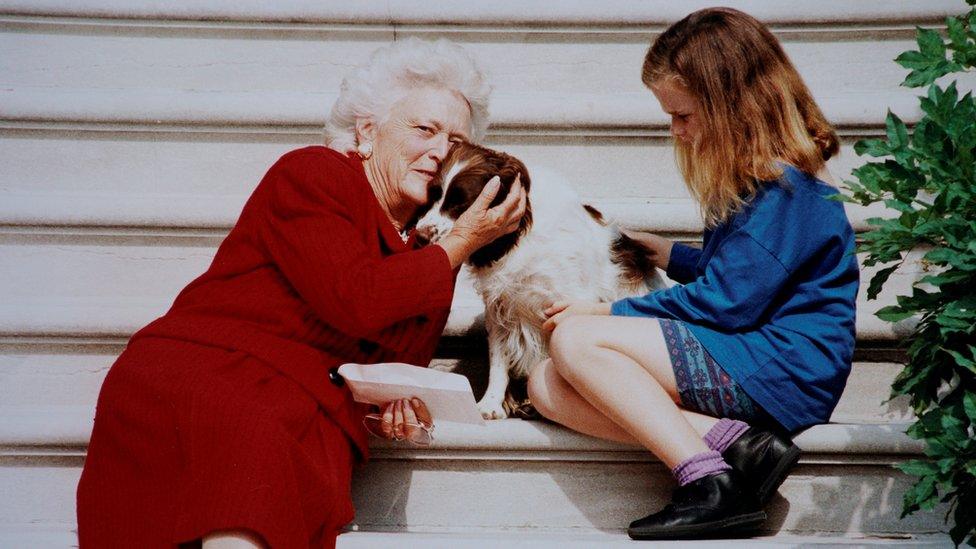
left=468, top=154, right=533, bottom=268
left=504, top=155, right=533, bottom=237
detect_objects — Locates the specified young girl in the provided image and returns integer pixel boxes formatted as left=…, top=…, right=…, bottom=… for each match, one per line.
left=527, top=7, right=859, bottom=540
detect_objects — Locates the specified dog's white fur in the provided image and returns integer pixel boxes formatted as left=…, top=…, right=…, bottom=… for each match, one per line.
left=417, top=167, right=666, bottom=419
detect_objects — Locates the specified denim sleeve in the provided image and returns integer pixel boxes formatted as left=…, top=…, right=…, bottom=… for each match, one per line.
left=611, top=231, right=788, bottom=331
left=665, top=242, right=702, bottom=284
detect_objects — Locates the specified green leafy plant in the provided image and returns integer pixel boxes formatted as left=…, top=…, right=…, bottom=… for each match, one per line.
left=839, top=2, right=976, bottom=545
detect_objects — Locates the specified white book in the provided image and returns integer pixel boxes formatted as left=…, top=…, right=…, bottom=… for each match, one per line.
left=337, top=362, right=485, bottom=425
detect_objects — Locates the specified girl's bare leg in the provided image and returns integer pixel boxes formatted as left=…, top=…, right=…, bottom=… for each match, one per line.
left=542, top=315, right=714, bottom=469
left=528, top=357, right=721, bottom=444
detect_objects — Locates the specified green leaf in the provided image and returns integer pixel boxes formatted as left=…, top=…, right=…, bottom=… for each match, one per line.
left=867, top=265, right=900, bottom=300
left=886, top=111, right=910, bottom=152
left=925, top=248, right=976, bottom=270
left=854, top=138, right=891, bottom=158
left=964, top=391, right=976, bottom=423
left=902, top=474, right=938, bottom=517
left=919, top=271, right=973, bottom=287
left=885, top=198, right=917, bottom=215
left=917, top=27, right=947, bottom=58
left=945, top=349, right=976, bottom=374
left=947, top=16, right=968, bottom=49
left=827, top=192, right=858, bottom=204
left=898, top=459, right=940, bottom=476
left=897, top=50, right=936, bottom=71
left=877, top=305, right=914, bottom=323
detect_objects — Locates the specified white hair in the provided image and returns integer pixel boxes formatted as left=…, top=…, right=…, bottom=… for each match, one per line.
left=324, top=38, right=491, bottom=152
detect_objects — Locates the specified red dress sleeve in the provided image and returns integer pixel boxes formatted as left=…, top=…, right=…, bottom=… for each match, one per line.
left=255, top=148, right=456, bottom=338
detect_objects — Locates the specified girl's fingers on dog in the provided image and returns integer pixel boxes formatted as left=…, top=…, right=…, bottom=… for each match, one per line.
left=543, top=309, right=567, bottom=331
left=545, top=301, right=569, bottom=316
left=411, top=398, right=433, bottom=427
left=542, top=315, right=556, bottom=332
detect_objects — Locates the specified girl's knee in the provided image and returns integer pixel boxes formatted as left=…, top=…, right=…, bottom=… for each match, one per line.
left=549, top=315, right=596, bottom=365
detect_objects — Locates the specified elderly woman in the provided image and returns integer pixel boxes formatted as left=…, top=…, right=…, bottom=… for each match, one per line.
left=77, top=39, right=525, bottom=549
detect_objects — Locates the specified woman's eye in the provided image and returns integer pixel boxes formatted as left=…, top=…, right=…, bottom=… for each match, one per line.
left=416, top=125, right=434, bottom=134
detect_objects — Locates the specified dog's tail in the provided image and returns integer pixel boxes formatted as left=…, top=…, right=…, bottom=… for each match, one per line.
left=611, top=231, right=658, bottom=286
left=583, top=203, right=663, bottom=289
left=582, top=203, right=607, bottom=225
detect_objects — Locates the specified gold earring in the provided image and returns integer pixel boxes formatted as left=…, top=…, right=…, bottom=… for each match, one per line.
left=357, top=141, right=373, bottom=160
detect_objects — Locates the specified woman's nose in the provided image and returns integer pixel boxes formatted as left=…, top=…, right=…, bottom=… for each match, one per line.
left=428, top=133, right=451, bottom=161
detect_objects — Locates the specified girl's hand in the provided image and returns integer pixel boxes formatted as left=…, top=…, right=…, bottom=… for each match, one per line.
left=542, top=300, right=611, bottom=332
left=620, top=229, right=674, bottom=271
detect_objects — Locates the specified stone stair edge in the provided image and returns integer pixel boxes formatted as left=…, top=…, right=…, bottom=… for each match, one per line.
left=0, top=525, right=954, bottom=549
left=0, top=406, right=923, bottom=456
left=0, top=1, right=960, bottom=27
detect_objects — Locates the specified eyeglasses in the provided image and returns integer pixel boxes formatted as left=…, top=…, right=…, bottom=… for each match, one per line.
left=362, top=414, right=434, bottom=446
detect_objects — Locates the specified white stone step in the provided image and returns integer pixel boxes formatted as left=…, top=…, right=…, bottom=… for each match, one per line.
left=336, top=531, right=955, bottom=548
left=0, top=419, right=946, bottom=536
left=0, top=526, right=954, bottom=549
left=1, top=1, right=961, bottom=26
left=0, top=355, right=913, bottom=440
left=0, top=235, right=921, bottom=341
left=0, top=130, right=886, bottom=231
left=345, top=420, right=944, bottom=536
left=0, top=16, right=955, bottom=128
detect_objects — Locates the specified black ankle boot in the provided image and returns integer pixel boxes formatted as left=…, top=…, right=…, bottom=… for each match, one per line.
left=627, top=470, right=766, bottom=540
left=722, top=427, right=801, bottom=505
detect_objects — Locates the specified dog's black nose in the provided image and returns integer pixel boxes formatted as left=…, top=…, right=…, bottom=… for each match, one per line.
left=415, top=231, right=431, bottom=247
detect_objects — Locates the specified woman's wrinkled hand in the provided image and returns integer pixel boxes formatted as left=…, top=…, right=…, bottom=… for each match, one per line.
left=440, top=175, right=526, bottom=265
left=376, top=397, right=433, bottom=442
left=541, top=300, right=611, bottom=332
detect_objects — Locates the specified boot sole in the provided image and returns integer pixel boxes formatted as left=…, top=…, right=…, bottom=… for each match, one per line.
left=627, top=510, right=767, bottom=540
left=756, top=443, right=801, bottom=505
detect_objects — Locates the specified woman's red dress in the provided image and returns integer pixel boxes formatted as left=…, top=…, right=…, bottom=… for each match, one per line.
left=77, top=146, right=457, bottom=548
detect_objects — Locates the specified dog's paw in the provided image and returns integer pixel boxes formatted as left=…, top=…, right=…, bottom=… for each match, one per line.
left=477, top=398, right=509, bottom=420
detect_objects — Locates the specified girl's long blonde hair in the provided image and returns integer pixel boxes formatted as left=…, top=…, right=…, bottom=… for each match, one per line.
left=643, top=7, right=839, bottom=227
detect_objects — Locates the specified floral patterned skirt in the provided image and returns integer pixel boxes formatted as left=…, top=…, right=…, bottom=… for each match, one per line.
left=659, top=318, right=762, bottom=422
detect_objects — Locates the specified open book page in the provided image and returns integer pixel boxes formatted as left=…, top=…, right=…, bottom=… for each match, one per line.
left=337, top=362, right=485, bottom=425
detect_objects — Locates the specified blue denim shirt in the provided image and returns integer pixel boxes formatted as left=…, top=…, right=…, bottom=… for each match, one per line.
left=612, top=165, right=860, bottom=431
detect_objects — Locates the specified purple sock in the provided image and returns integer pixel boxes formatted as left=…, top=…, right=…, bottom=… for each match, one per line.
left=703, top=418, right=750, bottom=453
left=672, top=450, right=731, bottom=486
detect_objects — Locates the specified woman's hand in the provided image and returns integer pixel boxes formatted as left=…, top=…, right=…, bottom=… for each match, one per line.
left=376, top=397, right=433, bottom=442
left=542, top=300, right=611, bottom=332
left=437, top=175, right=527, bottom=269
left=620, top=229, right=674, bottom=271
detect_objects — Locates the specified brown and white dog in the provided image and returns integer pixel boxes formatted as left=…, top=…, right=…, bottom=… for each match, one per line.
left=416, top=142, right=666, bottom=419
